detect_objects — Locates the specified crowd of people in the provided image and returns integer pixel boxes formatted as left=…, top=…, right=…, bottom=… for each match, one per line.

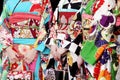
left=0, top=0, right=120, bottom=80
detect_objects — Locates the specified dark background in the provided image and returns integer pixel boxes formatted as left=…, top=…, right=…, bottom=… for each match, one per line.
left=0, top=0, right=4, bottom=15
left=50, top=0, right=60, bottom=12
left=0, top=0, right=60, bottom=15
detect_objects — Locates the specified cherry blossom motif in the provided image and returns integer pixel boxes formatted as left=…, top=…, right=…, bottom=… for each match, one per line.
left=18, top=45, right=37, bottom=64
left=0, top=26, right=13, bottom=47
left=7, top=71, right=32, bottom=79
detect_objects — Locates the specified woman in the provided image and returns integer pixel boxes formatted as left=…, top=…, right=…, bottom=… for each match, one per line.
left=0, top=0, right=52, bottom=79
left=44, top=0, right=84, bottom=79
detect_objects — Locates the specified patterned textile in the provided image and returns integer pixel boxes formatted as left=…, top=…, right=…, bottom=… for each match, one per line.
left=0, top=0, right=52, bottom=80
left=4, top=12, right=41, bottom=38
left=0, top=0, right=120, bottom=80
left=62, top=0, right=82, bottom=10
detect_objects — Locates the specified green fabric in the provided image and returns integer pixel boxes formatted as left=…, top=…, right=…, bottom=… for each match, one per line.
left=0, top=44, right=3, bottom=53
left=111, top=62, right=118, bottom=80
left=85, top=0, right=95, bottom=14
left=111, top=52, right=118, bottom=80
left=1, top=70, right=8, bottom=80
left=80, top=41, right=97, bottom=65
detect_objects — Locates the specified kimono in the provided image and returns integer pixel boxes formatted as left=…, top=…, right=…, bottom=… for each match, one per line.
left=45, top=0, right=120, bottom=80
left=45, top=0, right=84, bottom=79
left=80, top=0, right=120, bottom=80
left=0, top=0, right=52, bottom=79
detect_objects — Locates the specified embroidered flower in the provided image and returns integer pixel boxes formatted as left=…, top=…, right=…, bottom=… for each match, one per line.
left=98, top=69, right=111, bottom=80
left=93, top=62, right=101, bottom=79
left=95, top=31, right=108, bottom=47
left=99, top=50, right=110, bottom=64
left=18, top=45, right=31, bottom=55
left=0, top=26, right=13, bottom=47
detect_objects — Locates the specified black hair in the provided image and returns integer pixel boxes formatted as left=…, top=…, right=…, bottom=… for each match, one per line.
left=0, top=0, right=4, bottom=15
left=50, top=0, right=60, bottom=12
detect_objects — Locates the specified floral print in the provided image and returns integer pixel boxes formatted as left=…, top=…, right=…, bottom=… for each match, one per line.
left=0, top=26, right=13, bottom=47
left=0, top=0, right=120, bottom=80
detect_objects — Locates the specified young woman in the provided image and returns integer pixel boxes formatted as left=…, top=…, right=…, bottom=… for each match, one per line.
left=0, top=0, right=52, bottom=79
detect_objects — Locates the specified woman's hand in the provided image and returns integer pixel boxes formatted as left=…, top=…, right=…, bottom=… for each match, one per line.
left=4, top=46, right=18, bottom=63
left=50, top=45, right=58, bottom=60
left=23, top=48, right=37, bottom=64
left=50, top=45, right=67, bottom=61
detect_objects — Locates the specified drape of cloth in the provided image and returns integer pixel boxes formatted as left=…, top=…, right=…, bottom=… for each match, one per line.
left=0, top=0, right=120, bottom=80
left=0, top=0, right=52, bottom=80
left=45, top=0, right=83, bottom=79
left=79, top=0, right=119, bottom=80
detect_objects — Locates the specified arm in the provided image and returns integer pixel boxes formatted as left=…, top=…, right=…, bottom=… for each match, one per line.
left=0, top=4, right=9, bottom=25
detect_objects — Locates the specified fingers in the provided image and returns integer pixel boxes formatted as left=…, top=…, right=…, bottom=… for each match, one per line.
left=57, top=47, right=67, bottom=55
left=77, top=56, right=83, bottom=69
left=5, top=46, right=19, bottom=63
left=50, top=45, right=67, bottom=61
left=50, top=45, right=59, bottom=60
left=23, top=48, right=37, bottom=64
left=9, top=57, right=18, bottom=64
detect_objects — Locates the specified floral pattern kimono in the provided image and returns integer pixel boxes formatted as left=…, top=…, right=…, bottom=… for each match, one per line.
left=45, top=0, right=120, bottom=80
left=0, top=0, right=120, bottom=80
left=0, top=0, right=52, bottom=79
left=44, top=0, right=84, bottom=79
left=80, top=0, right=120, bottom=80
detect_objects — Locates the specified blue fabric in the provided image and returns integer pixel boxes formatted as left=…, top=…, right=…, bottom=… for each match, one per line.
left=42, top=47, right=50, bottom=54
left=36, top=42, right=50, bottom=54
left=0, top=65, right=2, bottom=73
left=0, top=44, right=3, bottom=53
left=13, top=38, right=36, bottom=44
left=44, top=15, right=50, bottom=24
left=13, top=38, right=50, bottom=54
left=34, top=52, right=41, bottom=80
left=6, top=0, right=32, bottom=13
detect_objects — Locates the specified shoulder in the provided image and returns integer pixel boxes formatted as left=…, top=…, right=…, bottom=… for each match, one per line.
left=6, top=0, right=20, bottom=5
